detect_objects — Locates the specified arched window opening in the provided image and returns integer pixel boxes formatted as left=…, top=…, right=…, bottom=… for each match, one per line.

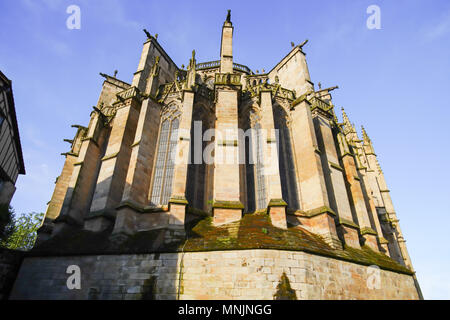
left=254, top=122, right=267, bottom=210
left=150, top=105, right=181, bottom=206
left=274, top=105, right=300, bottom=210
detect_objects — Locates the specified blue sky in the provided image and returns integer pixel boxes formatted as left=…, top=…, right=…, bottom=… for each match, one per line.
left=1, top=0, right=449, bottom=299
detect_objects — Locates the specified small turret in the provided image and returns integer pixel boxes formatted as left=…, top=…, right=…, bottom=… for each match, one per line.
left=185, top=50, right=197, bottom=89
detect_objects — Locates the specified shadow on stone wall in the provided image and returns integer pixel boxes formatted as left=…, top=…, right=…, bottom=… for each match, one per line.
left=0, top=248, right=24, bottom=300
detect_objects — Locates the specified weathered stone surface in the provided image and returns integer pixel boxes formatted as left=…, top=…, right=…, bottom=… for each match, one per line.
left=9, top=249, right=419, bottom=300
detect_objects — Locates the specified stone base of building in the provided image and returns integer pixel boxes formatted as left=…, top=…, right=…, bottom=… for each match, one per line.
left=9, top=249, right=420, bottom=300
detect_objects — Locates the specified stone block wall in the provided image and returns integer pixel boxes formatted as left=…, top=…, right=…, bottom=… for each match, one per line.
left=10, top=249, right=419, bottom=300
left=0, top=248, right=24, bottom=300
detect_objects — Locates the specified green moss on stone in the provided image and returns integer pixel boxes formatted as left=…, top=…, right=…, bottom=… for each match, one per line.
left=212, top=200, right=244, bottom=210
left=31, top=211, right=412, bottom=275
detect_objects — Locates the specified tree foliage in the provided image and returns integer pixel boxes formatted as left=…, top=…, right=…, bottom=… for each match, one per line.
left=0, top=210, right=44, bottom=251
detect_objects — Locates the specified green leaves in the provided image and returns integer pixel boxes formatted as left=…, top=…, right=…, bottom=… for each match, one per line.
left=0, top=211, right=44, bottom=251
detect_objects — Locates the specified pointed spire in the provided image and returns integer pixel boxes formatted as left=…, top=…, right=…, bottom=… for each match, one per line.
left=361, top=125, right=376, bottom=155
left=340, top=107, right=360, bottom=144
left=341, top=107, right=351, bottom=126
left=361, top=125, right=371, bottom=143
left=185, top=49, right=197, bottom=89
left=341, top=107, right=354, bottom=131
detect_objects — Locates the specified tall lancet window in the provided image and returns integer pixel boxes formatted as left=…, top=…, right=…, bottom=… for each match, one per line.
left=150, top=105, right=181, bottom=206
left=274, top=105, right=300, bottom=210
left=254, top=122, right=267, bottom=210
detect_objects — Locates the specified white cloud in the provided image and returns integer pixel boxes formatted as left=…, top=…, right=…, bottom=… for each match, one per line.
left=422, top=10, right=450, bottom=41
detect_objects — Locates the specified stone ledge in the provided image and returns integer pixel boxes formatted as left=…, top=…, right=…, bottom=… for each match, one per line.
left=53, top=214, right=84, bottom=226
left=85, top=209, right=116, bottom=221
left=288, top=206, right=336, bottom=218
left=360, top=226, right=378, bottom=236
left=337, top=217, right=359, bottom=230
left=212, top=200, right=244, bottom=210
left=267, top=199, right=288, bottom=207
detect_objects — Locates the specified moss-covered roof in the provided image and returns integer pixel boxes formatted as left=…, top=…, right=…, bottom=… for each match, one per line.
left=30, top=212, right=413, bottom=275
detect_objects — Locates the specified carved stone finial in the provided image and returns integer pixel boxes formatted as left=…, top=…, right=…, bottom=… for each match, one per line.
left=192, top=49, right=196, bottom=60
left=155, top=33, right=158, bottom=40
left=291, top=42, right=295, bottom=48
left=318, top=82, right=321, bottom=90
left=262, top=69, right=265, bottom=73
left=143, top=29, right=151, bottom=39
left=181, top=64, right=185, bottom=69
left=114, top=70, right=118, bottom=78
left=299, top=39, right=309, bottom=48
left=226, top=10, right=231, bottom=22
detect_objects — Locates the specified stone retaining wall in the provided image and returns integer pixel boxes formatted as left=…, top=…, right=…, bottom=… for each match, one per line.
left=9, top=249, right=419, bottom=300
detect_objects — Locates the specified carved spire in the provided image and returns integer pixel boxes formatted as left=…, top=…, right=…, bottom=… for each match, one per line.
left=361, top=125, right=371, bottom=143
left=361, top=126, right=376, bottom=155
left=341, top=108, right=353, bottom=131
left=185, top=49, right=197, bottom=89
left=340, top=107, right=360, bottom=145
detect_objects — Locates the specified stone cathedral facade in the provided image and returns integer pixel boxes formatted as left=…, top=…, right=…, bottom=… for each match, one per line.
left=10, top=12, right=421, bottom=300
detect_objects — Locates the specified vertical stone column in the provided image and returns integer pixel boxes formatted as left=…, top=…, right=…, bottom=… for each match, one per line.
left=112, top=98, right=161, bottom=236
left=37, top=127, right=86, bottom=241
left=341, top=110, right=390, bottom=253
left=313, top=111, right=360, bottom=248
left=220, top=19, right=233, bottom=74
left=87, top=92, right=141, bottom=232
left=213, top=89, right=243, bottom=225
left=289, top=99, right=340, bottom=248
left=359, top=169, right=390, bottom=254
left=45, top=152, right=78, bottom=221
left=168, top=90, right=195, bottom=228
left=362, top=128, right=413, bottom=268
left=260, top=90, right=287, bottom=229
left=337, top=132, right=378, bottom=250
left=132, top=38, right=155, bottom=92
left=211, top=12, right=243, bottom=226
left=53, top=111, right=109, bottom=234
